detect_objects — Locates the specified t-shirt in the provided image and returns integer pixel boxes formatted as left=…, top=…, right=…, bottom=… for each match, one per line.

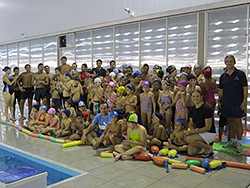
left=92, top=67, right=106, bottom=77
left=92, top=112, right=111, bottom=136
left=190, top=103, right=215, bottom=133
left=219, top=68, right=247, bottom=108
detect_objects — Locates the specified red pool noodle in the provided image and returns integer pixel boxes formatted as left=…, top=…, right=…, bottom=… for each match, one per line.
left=186, top=156, right=250, bottom=170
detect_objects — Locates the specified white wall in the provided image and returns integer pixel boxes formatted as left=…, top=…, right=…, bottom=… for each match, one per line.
left=0, top=0, right=229, bottom=44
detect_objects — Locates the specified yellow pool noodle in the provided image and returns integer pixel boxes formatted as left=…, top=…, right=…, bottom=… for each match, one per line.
left=62, top=141, right=82, bottom=148
left=100, top=153, right=113, bottom=158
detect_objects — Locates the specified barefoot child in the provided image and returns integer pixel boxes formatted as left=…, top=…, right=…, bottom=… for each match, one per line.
left=105, top=81, right=117, bottom=111
left=50, top=77, right=62, bottom=112
left=70, top=77, right=83, bottom=112
left=124, top=84, right=137, bottom=113
left=68, top=112, right=86, bottom=141
left=35, top=105, right=50, bottom=133
left=92, top=77, right=103, bottom=115
left=158, top=78, right=174, bottom=136
left=163, top=118, right=188, bottom=152
left=147, top=113, right=166, bottom=149
left=173, top=80, right=190, bottom=128
left=140, top=81, right=156, bottom=135
left=41, top=108, right=60, bottom=135
left=55, top=109, right=72, bottom=137
left=112, top=86, right=125, bottom=116
left=114, top=113, right=147, bottom=161
left=25, top=105, right=40, bottom=130
left=151, top=79, right=162, bottom=112
left=93, top=111, right=121, bottom=149
left=64, top=99, right=76, bottom=123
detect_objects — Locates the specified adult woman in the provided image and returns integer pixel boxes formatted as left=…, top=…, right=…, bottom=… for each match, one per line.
left=2, top=67, right=18, bottom=121
left=185, top=89, right=216, bottom=157
left=114, top=113, right=147, bottom=161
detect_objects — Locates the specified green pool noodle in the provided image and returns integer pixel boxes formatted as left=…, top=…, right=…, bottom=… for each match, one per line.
left=50, top=137, right=56, bottom=142
left=39, top=134, right=45, bottom=139
left=185, top=160, right=202, bottom=167
left=1, top=121, right=7, bottom=125
left=63, top=141, right=82, bottom=148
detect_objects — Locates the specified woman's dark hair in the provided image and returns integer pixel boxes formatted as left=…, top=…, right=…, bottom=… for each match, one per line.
left=191, top=89, right=203, bottom=96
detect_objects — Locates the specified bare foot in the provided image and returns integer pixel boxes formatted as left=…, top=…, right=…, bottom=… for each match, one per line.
left=113, top=151, right=119, bottom=156
left=93, top=143, right=99, bottom=150
left=10, top=118, right=16, bottom=121
left=19, top=116, right=26, bottom=121
left=115, top=154, right=122, bottom=161
left=121, top=155, right=133, bottom=160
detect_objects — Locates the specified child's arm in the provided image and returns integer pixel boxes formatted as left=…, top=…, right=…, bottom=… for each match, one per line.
left=63, top=120, right=71, bottom=131
left=150, top=92, right=156, bottom=114
left=184, top=93, right=190, bottom=108
left=172, top=91, right=181, bottom=105
left=95, top=125, right=110, bottom=145
left=130, top=95, right=138, bottom=107
left=114, top=122, right=121, bottom=137
left=157, top=91, right=162, bottom=108
left=188, top=118, right=195, bottom=130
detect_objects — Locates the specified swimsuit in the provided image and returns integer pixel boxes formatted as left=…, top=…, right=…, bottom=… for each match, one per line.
left=141, top=95, right=152, bottom=114
left=203, top=81, right=216, bottom=106
left=50, top=119, right=60, bottom=129
left=130, top=125, right=141, bottom=148
left=20, top=87, right=34, bottom=99
left=38, top=113, right=46, bottom=124
left=160, top=93, right=172, bottom=114
left=35, top=88, right=46, bottom=102
left=3, top=76, right=14, bottom=95
left=107, top=94, right=115, bottom=109
left=175, top=97, right=188, bottom=115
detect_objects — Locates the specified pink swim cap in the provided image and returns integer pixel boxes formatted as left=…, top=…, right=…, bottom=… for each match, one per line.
left=178, top=79, right=188, bottom=87
left=48, top=108, right=56, bottom=115
left=108, top=81, right=116, bottom=88
left=204, top=69, right=212, bottom=78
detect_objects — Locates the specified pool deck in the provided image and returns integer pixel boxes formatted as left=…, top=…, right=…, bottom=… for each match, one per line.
left=0, top=103, right=250, bottom=188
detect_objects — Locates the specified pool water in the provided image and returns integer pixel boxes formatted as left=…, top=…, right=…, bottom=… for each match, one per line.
left=0, top=145, right=81, bottom=186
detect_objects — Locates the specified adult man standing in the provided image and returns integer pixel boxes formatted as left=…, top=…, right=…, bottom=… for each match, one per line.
left=59, top=56, right=71, bottom=75
left=44, top=65, right=54, bottom=108
left=17, top=64, right=34, bottom=120
left=81, top=102, right=111, bottom=147
left=92, top=59, right=106, bottom=77
left=32, top=63, right=49, bottom=106
left=11, top=67, right=21, bottom=120
left=219, top=55, right=248, bottom=153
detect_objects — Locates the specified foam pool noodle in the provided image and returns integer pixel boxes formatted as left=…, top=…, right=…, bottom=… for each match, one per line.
left=100, top=152, right=113, bottom=158
left=185, top=160, right=202, bottom=168
left=63, top=140, right=82, bottom=148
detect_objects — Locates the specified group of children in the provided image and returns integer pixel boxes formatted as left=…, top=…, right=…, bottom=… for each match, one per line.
left=15, top=58, right=223, bottom=154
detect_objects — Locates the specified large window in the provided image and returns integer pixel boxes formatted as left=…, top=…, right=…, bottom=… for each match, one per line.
left=7, top=44, right=18, bottom=68
left=44, top=37, right=58, bottom=71
left=167, top=14, right=198, bottom=71
left=30, top=39, right=43, bottom=72
left=93, top=28, right=113, bottom=69
left=141, top=19, right=166, bottom=72
left=207, top=7, right=247, bottom=79
left=115, top=24, right=139, bottom=70
left=75, top=32, right=92, bottom=69
left=18, top=42, right=29, bottom=73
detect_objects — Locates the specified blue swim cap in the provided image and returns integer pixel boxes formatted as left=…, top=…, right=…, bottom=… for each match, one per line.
left=39, top=105, right=47, bottom=112
left=153, top=78, right=161, bottom=84
left=110, top=111, right=118, bottom=119
left=2, top=66, right=11, bottom=72
left=132, top=70, right=142, bottom=78
left=126, top=84, right=135, bottom=92
left=62, top=109, right=71, bottom=117
left=64, top=73, right=71, bottom=79
left=175, top=118, right=185, bottom=126
left=122, top=63, right=128, bottom=68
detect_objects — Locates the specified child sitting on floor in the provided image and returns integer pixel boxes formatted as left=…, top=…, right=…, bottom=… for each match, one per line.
left=41, top=108, right=60, bottom=135
left=35, top=105, right=50, bottom=133
left=163, top=118, right=188, bottom=152
left=112, top=86, right=125, bottom=116
left=68, top=112, right=86, bottom=141
left=93, top=111, right=121, bottom=149
left=147, top=113, right=166, bottom=149
left=25, top=105, right=40, bottom=129
left=55, top=109, right=72, bottom=137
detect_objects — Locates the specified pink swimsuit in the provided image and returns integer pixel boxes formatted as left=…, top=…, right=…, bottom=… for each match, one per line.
left=50, top=119, right=60, bottom=129
left=203, top=81, right=216, bottom=106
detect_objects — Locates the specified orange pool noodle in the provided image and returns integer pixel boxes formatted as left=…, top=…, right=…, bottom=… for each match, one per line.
left=44, top=135, right=51, bottom=140
left=190, top=165, right=206, bottom=174
left=172, top=163, right=188, bottom=169
left=151, top=146, right=159, bottom=154
left=186, top=156, right=250, bottom=170
left=135, top=153, right=151, bottom=161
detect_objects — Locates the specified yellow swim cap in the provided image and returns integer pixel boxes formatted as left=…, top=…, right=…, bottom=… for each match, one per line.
left=117, top=86, right=126, bottom=94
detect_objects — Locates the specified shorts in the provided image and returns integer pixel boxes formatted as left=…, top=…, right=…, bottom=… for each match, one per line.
left=52, top=98, right=61, bottom=112
left=35, top=88, right=46, bottom=102
left=221, top=104, right=245, bottom=118
left=199, top=132, right=216, bottom=145
left=14, top=90, right=21, bottom=102
left=219, top=115, right=227, bottom=127
left=20, top=87, right=34, bottom=100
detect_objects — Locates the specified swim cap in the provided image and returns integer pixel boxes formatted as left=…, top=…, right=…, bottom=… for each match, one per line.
left=71, top=70, right=76, bottom=74
left=108, top=81, right=116, bottom=88
left=78, top=101, right=85, bottom=107
left=64, top=73, right=71, bottom=79
left=113, top=68, right=119, bottom=73
left=175, top=118, right=185, bottom=126
left=76, top=111, right=83, bottom=117
left=39, top=105, right=47, bottom=112
left=185, top=64, right=192, bottom=69
left=94, top=77, right=102, bottom=83
left=166, top=66, right=176, bottom=74
left=142, top=81, right=150, bottom=87
left=82, top=111, right=89, bottom=117
left=203, top=65, right=212, bottom=74
left=126, top=84, right=135, bottom=92
left=153, top=65, right=162, bottom=70
left=153, top=113, right=163, bottom=121
left=109, top=72, right=116, bottom=77
left=178, top=79, right=188, bottom=87
left=180, top=72, right=188, bottom=77
left=52, top=77, right=58, bottom=81
left=194, top=63, right=201, bottom=68
left=102, top=77, right=108, bottom=82
left=48, top=108, right=56, bottom=115
left=163, top=78, right=171, bottom=86
left=127, top=113, right=138, bottom=123
left=62, top=109, right=71, bottom=117
left=153, top=78, right=161, bottom=84
left=2, top=66, right=11, bottom=72
left=123, top=112, right=130, bottom=119
left=117, top=86, right=126, bottom=94
left=74, top=77, right=80, bottom=81
left=156, top=69, right=164, bottom=79
left=142, top=64, right=149, bottom=69
left=117, top=73, right=124, bottom=78
left=203, top=69, right=212, bottom=78
left=187, top=73, right=196, bottom=81
left=110, top=111, right=118, bottom=119
left=132, top=70, right=142, bottom=78
left=122, top=63, right=129, bottom=68
left=32, top=104, right=39, bottom=111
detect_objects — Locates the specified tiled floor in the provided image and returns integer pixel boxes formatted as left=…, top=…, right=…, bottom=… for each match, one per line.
left=0, top=102, right=250, bottom=188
